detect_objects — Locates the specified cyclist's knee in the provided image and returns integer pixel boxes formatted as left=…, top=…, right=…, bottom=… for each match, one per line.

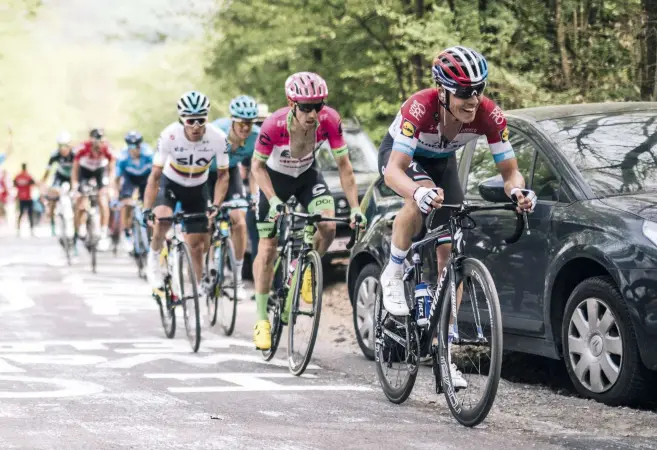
left=317, top=221, right=336, bottom=240
left=436, top=242, right=451, bottom=268
left=230, top=211, right=246, bottom=230
left=256, top=238, right=277, bottom=260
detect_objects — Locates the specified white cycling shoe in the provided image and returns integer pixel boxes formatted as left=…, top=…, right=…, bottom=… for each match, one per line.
left=380, top=265, right=409, bottom=316
left=450, top=363, right=468, bottom=389
left=146, top=251, right=165, bottom=290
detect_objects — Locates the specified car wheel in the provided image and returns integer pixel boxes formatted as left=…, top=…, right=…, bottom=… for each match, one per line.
left=352, top=263, right=379, bottom=360
left=562, top=276, right=647, bottom=405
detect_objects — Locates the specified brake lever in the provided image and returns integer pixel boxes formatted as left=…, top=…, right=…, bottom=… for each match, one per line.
left=346, top=215, right=363, bottom=250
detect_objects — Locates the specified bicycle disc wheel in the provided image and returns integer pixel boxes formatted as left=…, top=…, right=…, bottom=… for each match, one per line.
left=218, top=237, right=238, bottom=336
left=204, top=243, right=219, bottom=327
left=287, top=250, right=323, bottom=376
left=178, top=242, right=201, bottom=352
left=374, top=275, right=419, bottom=404
left=261, top=256, right=286, bottom=361
left=437, top=258, right=503, bottom=427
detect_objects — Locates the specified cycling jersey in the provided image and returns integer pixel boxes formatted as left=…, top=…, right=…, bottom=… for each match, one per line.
left=116, top=150, right=154, bottom=178
left=46, top=150, right=75, bottom=178
left=388, top=88, right=515, bottom=163
left=254, top=106, right=348, bottom=178
left=210, top=118, right=260, bottom=169
left=13, top=171, right=35, bottom=201
left=73, top=141, right=114, bottom=171
left=153, top=122, right=229, bottom=187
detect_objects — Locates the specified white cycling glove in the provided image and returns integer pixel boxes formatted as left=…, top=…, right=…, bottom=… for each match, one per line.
left=510, top=188, right=537, bottom=212
left=413, top=186, right=440, bottom=214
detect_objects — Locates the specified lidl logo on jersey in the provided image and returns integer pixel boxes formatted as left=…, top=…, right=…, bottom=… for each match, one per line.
left=401, top=119, right=416, bottom=138
left=500, top=127, right=509, bottom=142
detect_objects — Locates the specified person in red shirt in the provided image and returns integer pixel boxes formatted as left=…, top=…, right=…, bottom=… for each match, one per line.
left=13, top=163, right=36, bottom=236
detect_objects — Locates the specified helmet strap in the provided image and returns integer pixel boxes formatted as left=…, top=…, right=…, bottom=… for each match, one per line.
left=436, top=85, right=457, bottom=127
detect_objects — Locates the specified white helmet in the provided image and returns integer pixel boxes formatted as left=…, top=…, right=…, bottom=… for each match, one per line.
left=177, top=91, right=210, bottom=117
left=57, top=131, right=71, bottom=145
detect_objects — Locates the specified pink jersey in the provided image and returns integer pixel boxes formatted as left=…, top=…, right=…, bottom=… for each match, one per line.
left=254, top=106, right=348, bottom=178
left=388, top=88, right=515, bottom=163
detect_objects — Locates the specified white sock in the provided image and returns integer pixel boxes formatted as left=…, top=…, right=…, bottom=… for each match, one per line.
left=385, top=244, right=408, bottom=276
left=234, top=259, right=244, bottom=281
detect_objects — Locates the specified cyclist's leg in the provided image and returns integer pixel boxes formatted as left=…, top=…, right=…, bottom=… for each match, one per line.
left=74, top=169, right=91, bottom=237
left=147, top=176, right=175, bottom=289
left=297, top=168, right=335, bottom=256
left=96, top=170, right=110, bottom=233
left=177, top=182, right=209, bottom=284
left=119, top=175, right=136, bottom=239
left=47, top=174, right=64, bottom=233
left=226, top=166, right=248, bottom=279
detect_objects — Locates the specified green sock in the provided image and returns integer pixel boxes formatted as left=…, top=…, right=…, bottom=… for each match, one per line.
left=256, top=293, right=269, bottom=321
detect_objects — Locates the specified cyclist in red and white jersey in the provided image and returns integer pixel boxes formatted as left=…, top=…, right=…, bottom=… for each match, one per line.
left=380, top=46, right=537, bottom=388
left=250, top=72, right=365, bottom=350
left=71, top=128, right=115, bottom=249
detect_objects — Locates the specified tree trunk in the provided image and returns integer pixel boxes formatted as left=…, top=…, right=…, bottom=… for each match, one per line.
left=555, top=0, right=572, bottom=86
left=412, top=0, right=425, bottom=90
left=643, top=0, right=657, bottom=99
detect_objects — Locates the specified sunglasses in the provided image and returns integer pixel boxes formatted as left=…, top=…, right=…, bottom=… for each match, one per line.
left=233, top=119, right=254, bottom=127
left=183, top=116, right=207, bottom=126
left=296, top=102, right=324, bottom=113
left=451, top=82, right=486, bottom=100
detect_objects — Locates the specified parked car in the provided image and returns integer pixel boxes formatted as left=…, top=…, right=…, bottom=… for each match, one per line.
left=242, top=118, right=379, bottom=278
left=347, top=102, right=657, bottom=406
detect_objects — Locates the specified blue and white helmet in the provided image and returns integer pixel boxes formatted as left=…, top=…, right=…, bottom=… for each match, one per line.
left=229, top=95, right=258, bottom=120
left=177, top=91, right=211, bottom=117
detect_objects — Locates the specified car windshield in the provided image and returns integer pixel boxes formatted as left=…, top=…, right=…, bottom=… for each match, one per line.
left=541, top=111, right=657, bottom=196
left=315, top=129, right=378, bottom=173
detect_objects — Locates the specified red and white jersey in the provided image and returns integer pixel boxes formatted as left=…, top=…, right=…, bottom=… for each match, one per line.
left=73, top=141, right=114, bottom=171
left=388, top=88, right=515, bottom=163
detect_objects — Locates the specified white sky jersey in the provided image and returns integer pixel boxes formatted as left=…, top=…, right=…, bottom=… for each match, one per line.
left=388, top=88, right=515, bottom=164
left=153, top=122, right=229, bottom=187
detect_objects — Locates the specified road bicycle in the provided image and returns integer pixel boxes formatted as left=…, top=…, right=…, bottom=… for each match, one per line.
left=203, top=200, right=249, bottom=336
left=127, top=199, right=150, bottom=280
left=78, top=181, right=102, bottom=273
left=149, top=210, right=208, bottom=353
left=374, top=199, right=529, bottom=427
left=262, top=197, right=362, bottom=376
left=45, top=184, right=76, bottom=266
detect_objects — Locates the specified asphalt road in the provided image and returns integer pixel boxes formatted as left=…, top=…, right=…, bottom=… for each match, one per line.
left=0, top=224, right=655, bottom=450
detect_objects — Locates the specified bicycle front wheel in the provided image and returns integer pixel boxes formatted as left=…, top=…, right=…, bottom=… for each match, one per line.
left=217, top=237, right=238, bottom=336
left=58, top=214, right=71, bottom=266
left=87, top=215, right=97, bottom=273
left=261, top=256, right=286, bottom=362
left=177, top=242, right=201, bottom=352
left=437, top=257, right=503, bottom=427
left=287, top=250, right=323, bottom=376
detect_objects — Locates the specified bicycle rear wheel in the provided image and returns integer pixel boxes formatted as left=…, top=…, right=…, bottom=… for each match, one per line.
left=217, top=237, right=238, bottom=336
left=261, top=256, right=286, bottom=361
left=437, top=258, right=503, bottom=427
left=58, top=214, right=71, bottom=266
left=287, top=250, right=323, bottom=376
left=204, top=242, right=219, bottom=327
left=87, top=215, right=97, bottom=273
left=178, top=242, right=201, bottom=352
left=158, top=278, right=176, bottom=339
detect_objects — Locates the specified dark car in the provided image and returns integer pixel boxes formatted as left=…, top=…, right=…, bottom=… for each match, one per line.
left=347, top=102, right=657, bottom=406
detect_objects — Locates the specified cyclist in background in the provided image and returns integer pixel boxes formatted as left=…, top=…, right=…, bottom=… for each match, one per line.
left=115, top=130, right=154, bottom=252
left=13, top=163, right=36, bottom=236
left=42, top=131, right=75, bottom=236
left=209, top=95, right=261, bottom=300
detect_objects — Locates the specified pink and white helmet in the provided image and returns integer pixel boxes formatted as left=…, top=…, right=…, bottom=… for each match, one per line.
left=285, top=72, right=329, bottom=102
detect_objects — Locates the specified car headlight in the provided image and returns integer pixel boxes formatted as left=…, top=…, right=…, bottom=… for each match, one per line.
left=337, top=198, right=348, bottom=209
left=642, top=220, right=657, bottom=246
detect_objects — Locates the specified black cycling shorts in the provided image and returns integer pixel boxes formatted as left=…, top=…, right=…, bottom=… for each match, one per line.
left=256, top=166, right=334, bottom=238
left=119, top=174, right=148, bottom=201
left=79, top=167, right=106, bottom=190
left=207, top=166, right=244, bottom=204
left=153, top=175, right=209, bottom=234
left=378, top=132, right=464, bottom=230
left=52, top=173, right=71, bottom=189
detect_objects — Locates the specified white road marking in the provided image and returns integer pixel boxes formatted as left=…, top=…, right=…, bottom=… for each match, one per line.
left=0, top=375, right=104, bottom=398
left=0, top=277, right=35, bottom=314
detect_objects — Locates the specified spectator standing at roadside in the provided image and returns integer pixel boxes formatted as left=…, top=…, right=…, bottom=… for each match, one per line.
left=14, top=162, right=36, bottom=236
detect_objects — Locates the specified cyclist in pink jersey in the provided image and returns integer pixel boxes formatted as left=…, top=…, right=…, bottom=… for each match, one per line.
left=379, top=46, right=537, bottom=388
left=250, top=72, right=366, bottom=350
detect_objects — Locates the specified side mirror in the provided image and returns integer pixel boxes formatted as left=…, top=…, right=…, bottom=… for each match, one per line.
left=478, top=174, right=509, bottom=203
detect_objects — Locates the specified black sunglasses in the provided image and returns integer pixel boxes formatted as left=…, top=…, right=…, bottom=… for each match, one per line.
left=183, top=117, right=207, bottom=126
left=452, top=82, right=486, bottom=99
left=296, top=102, right=324, bottom=113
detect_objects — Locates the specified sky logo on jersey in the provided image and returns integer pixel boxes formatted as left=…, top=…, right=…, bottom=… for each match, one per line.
left=500, top=126, right=510, bottom=142
left=401, top=119, right=416, bottom=138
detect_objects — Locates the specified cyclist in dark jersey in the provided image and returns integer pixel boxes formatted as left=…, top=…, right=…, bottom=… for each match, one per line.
left=379, top=46, right=537, bottom=388
left=42, top=131, right=75, bottom=236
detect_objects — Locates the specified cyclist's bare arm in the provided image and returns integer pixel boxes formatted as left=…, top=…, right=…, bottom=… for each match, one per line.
left=71, top=160, right=80, bottom=189
left=497, top=158, right=526, bottom=196
left=212, top=168, right=229, bottom=206
left=41, top=168, right=51, bottom=184
left=251, top=157, right=276, bottom=200
left=335, top=155, right=359, bottom=209
left=143, top=166, right=162, bottom=210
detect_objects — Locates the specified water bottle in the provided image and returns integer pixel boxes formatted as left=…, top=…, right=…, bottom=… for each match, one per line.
left=415, top=282, right=431, bottom=327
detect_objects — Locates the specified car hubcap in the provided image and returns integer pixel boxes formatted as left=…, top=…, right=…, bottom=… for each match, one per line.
left=568, top=297, right=623, bottom=393
left=356, top=276, right=378, bottom=351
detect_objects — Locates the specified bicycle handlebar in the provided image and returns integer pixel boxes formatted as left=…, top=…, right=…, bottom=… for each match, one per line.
left=153, top=211, right=209, bottom=224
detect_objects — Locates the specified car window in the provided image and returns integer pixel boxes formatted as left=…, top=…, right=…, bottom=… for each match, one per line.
left=465, top=131, right=535, bottom=197
left=315, top=129, right=378, bottom=173
left=532, top=152, right=560, bottom=201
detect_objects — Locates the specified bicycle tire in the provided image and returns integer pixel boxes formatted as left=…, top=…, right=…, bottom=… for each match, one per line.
left=218, top=237, right=238, bottom=336
left=133, top=220, right=147, bottom=279
left=58, top=214, right=71, bottom=266
left=204, top=243, right=219, bottom=327
left=88, top=215, right=97, bottom=274
left=178, top=242, right=201, bottom=352
left=261, top=256, right=286, bottom=361
left=374, top=275, right=420, bottom=404
left=287, top=250, right=323, bottom=376
left=437, top=258, right=503, bottom=427
left=159, top=281, right=176, bottom=339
